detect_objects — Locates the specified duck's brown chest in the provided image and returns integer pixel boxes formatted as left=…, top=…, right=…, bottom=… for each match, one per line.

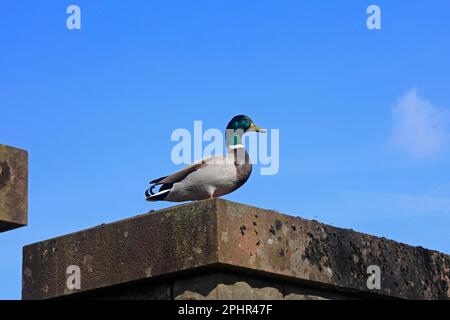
left=232, top=148, right=253, bottom=189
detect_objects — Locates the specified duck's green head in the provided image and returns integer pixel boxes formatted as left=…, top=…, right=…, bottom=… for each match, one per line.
left=226, top=115, right=265, bottom=133
left=226, top=115, right=265, bottom=146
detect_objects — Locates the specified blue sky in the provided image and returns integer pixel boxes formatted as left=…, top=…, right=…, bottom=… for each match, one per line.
left=1, top=1, right=450, bottom=299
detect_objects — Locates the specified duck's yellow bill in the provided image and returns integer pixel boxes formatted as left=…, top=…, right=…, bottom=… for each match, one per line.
left=251, top=123, right=266, bottom=133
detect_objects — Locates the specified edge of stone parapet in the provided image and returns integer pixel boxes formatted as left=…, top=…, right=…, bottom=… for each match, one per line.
left=0, top=144, right=28, bottom=232
left=213, top=200, right=450, bottom=300
left=22, top=199, right=450, bottom=300
left=23, top=200, right=220, bottom=299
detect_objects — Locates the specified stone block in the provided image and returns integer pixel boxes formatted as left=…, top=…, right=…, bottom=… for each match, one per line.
left=22, top=199, right=450, bottom=300
left=0, top=144, right=28, bottom=232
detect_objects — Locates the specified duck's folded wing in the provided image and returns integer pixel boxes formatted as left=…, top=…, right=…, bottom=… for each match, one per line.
left=150, top=156, right=218, bottom=185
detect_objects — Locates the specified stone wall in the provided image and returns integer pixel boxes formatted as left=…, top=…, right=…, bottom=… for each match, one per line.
left=0, top=144, right=28, bottom=232
left=22, top=199, right=450, bottom=300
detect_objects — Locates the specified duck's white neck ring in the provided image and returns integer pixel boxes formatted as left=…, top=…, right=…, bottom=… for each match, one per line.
left=228, top=144, right=245, bottom=150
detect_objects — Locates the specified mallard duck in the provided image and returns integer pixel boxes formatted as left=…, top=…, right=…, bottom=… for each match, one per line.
left=145, top=115, right=265, bottom=202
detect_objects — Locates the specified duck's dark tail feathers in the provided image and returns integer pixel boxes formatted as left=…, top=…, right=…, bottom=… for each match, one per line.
left=145, top=183, right=171, bottom=202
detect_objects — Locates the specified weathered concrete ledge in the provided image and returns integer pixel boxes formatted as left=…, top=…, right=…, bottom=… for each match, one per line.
left=22, top=199, right=450, bottom=300
left=0, top=144, right=28, bottom=232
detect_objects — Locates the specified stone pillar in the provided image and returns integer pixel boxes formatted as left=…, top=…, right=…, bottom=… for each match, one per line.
left=22, top=199, right=450, bottom=300
left=0, top=144, right=28, bottom=232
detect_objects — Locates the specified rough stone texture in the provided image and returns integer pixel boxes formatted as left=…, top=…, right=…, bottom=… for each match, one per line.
left=176, top=282, right=284, bottom=300
left=22, top=199, right=450, bottom=300
left=175, top=282, right=329, bottom=300
left=49, top=271, right=354, bottom=300
left=0, top=144, right=28, bottom=232
left=23, top=200, right=218, bottom=299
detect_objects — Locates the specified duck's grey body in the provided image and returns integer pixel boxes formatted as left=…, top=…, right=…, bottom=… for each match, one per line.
left=146, top=146, right=252, bottom=202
